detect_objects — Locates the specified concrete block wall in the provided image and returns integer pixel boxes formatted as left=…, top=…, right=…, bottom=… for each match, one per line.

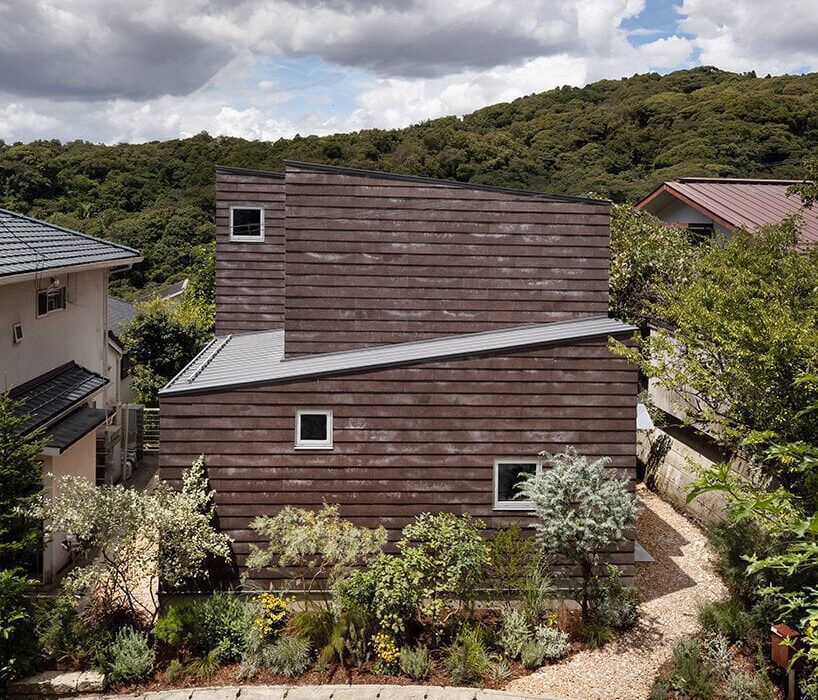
left=637, top=427, right=728, bottom=527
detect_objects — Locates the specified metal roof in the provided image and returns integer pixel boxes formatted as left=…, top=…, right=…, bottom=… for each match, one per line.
left=44, top=407, right=107, bottom=454
left=282, top=161, right=610, bottom=205
left=107, top=296, right=137, bottom=334
left=161, top=316, right=635, bottom=396
left=637, top=177, right=818, bottom=244
left=0, top=208, right=141, bottom=280
left=10, top=362, right=108, bottom=434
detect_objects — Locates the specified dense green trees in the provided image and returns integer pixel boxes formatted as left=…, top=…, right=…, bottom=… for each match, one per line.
left=1, top=67, right=817, bottom=295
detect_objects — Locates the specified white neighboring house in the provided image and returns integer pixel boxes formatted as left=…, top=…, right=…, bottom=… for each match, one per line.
left=0, top=208, right=141, bottom=582
left=634, top=177, right=815, bottom=523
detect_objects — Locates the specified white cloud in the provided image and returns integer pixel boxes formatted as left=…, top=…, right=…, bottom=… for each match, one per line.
left=0, top=0, right=814, bottom=144
left=0, top=103, right=58, bottom=141
left=678, top=0, right=818, bottom=74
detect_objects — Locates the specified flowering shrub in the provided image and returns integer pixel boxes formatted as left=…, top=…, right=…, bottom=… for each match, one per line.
left=253, top=593, right=292, bottom=640
left=373, top=632, right=400, bottom=675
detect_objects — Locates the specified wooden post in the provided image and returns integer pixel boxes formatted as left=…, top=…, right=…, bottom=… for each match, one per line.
left=771, top=623, right=799, bottom=700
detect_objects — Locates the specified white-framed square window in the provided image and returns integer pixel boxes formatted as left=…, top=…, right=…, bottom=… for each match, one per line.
left=229, top=206, right=265, bottom=241
left=493, top=458, right=539, bottom=510
left=295, top=410, right=333, bottom=449
left=36, top=286, right=66, bottom=317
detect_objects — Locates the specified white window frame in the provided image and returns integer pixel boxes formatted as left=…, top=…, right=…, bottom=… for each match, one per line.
left=493, top=458, right=540, bottom=511
left=295, top=409, right=333, bottom=450
left=229, top=205, right=265, bottom=242
left=36, top=286, right=67, bottom=318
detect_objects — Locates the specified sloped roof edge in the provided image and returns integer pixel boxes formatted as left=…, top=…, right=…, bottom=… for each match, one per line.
left=160, top=316, right=636, bottom=396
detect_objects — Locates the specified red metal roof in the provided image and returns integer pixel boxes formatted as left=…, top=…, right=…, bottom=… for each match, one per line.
left=637, top=177, right=818, bottom=245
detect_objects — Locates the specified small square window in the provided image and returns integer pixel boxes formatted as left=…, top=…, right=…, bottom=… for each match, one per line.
left=36, top=287, right=66, bottom=317
left=295, top=410, right=333, bottom=449
left=230, top=206, right=264, bottom=241
left=494, top=459, right=538, bottom=510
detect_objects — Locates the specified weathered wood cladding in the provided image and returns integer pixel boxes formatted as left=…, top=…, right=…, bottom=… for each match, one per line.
left=215, top=168, right=285, bottom=335
left=283, top=165, right=611, bottom=356
left=159, top=336, right=638, bottom=585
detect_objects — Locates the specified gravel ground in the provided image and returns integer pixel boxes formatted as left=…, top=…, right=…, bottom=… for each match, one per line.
left=506, top=484, right=727, bottom=700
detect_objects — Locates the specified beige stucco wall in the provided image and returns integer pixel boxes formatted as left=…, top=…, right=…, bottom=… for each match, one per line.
left=0, top=269, right=109, bottom=392
left=42, top=430, right=97, bottom=582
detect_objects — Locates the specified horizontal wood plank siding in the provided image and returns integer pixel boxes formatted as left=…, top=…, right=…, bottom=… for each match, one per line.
left=160, top=336, right=637, bottom=585
left=215, top=168, right=285, bottom=335
left=284, top=166, right=611, bottom=356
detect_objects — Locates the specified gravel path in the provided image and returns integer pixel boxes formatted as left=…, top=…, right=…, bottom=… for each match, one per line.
left=506, top=484, right=727, bottom=700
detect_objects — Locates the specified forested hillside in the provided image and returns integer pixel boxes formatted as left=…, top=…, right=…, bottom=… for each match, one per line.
left=1, top=66, right=817, bottom=296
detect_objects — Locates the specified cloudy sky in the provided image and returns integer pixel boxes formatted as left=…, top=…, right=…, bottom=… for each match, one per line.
left=0, top=0, right=816, bottom=144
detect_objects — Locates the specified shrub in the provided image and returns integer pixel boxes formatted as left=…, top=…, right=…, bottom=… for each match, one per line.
left=266, top=635, right=311, bottom=677
left=200, top=592, right=251, bottom=662
left=702, top=632, right=732, bottom=681
left=533, top=624, right=571, bottom=661
left=668, top=639, right=713, bottom=700
left=186, top=646, right=222, bottom=680
left=398, top=512, right=490, bottom=630
left=247, top=504, right=386, bottom=593
left=106, top=627, right=155, bottom=685
left=400, top=645, right=431, bottom=680
left=156, top=592, right=250, bottom=662
left=444, top=628, right=490, bottom=684
left=518, top=448, right=638, bottom=618
left=709, top=521, right=772, bottom=605
left=519, top=563, right=555, bottom=626
left=33, top=458, right=231, bottom=625
left=498, top=608, right=531, bottom=659
left=0, top=569, right=39, bottom=683
left=578, top=622, right=613, bottom=650
left=726, top=670, right=775, bottom=700
left=37, top=596, right=111, bottom=670
left=486, top=525, right=539, bottom=596
left=489, top=654, right=513, bottom=681
left=154, top=601, right=203, bottom=653
left=520, top=640, right=549, bottom=670
left=162, top=658, right=185, bottom=683
left=253, top=592, right=291, bottom=640
left=373, top=632, right=400, bottom=675
left=697, top=600, right=754, bottom=645
left=596, top=564, right=638, bottom=629
left=290, top=605, right=366, bottom=670
left=335, top=555, right=418, bottom=635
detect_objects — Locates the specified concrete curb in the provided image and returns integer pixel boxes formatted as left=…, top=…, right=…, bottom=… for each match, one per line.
left=70, top=684, right=565, bottom=700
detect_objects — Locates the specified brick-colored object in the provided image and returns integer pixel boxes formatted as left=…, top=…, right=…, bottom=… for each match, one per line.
left=771, top=622, right=799, bottom=667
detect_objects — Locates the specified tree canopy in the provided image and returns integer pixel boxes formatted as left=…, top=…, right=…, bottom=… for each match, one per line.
left=1, top=67, right=817, bottom=295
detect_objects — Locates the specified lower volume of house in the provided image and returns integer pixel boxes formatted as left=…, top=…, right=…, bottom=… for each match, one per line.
left=159, top=334, right=638, bottom=588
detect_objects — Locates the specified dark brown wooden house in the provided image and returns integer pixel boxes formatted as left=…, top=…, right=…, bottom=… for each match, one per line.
left=159, top=162, right=638, bottom=586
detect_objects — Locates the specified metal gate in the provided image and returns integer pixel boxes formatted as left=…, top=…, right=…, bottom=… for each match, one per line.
left=143, top=407, right=160, bottom=452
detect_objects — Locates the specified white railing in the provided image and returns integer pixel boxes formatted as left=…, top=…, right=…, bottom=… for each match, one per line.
left=143, top=407, right=160, bottom=452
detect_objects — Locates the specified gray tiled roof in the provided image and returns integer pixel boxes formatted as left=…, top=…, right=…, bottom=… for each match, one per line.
left=10, top=362, right=108, bottom=434
left=45, top=407, right=107, bottom=454
left=0, top=208, right=140, bottom=279
left=107, top=296, right=138, bottom=334
left=161, top=316, right=635, bottom=396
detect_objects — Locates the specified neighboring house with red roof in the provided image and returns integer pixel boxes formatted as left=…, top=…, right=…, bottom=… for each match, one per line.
left=636, top=177, right=817, bottom=245
left=635, top=177, right=816, bottom=523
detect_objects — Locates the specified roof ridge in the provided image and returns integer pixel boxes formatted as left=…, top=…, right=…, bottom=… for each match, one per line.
left=0, top=207, right=140, bottom=256
left=216, top=165, right=285, bottom=179
left=283, top=160, right=609, bottom=205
